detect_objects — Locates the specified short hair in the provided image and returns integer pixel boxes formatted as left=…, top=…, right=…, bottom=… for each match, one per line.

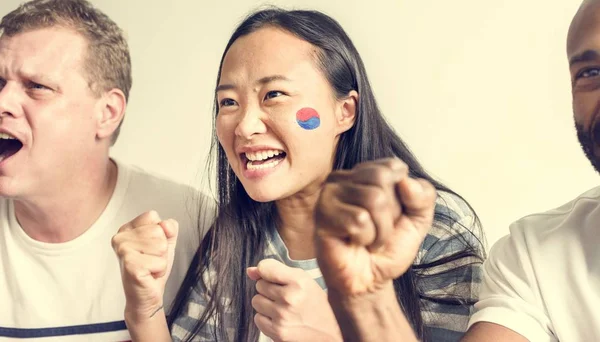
left=0, top=0, right=132, bottom=143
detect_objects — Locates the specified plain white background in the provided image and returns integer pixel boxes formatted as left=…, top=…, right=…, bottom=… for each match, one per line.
left=1, top=0, right=596, bottom=248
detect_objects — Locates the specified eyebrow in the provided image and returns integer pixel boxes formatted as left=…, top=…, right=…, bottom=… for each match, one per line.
left=215, top=74, right=292, bottom=93
left=569, top=49, right=600, bottom=67
left=18, top=69, right=57, bottom=85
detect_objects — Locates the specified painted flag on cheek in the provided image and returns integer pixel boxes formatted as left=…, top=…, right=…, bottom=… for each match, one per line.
left=296, top=108, right=320, bottom=130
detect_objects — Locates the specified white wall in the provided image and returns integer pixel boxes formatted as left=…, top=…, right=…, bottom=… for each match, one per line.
left=1, top=0, right=594, bottom=248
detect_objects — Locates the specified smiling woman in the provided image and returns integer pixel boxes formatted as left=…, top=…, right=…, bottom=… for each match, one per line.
left=130, top=7, right=486, bottom=342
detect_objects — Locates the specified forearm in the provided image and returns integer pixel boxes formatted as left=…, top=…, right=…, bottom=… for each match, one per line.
left=328, top=283, right=418, bottom=342
left=124, top=306, right=171, bottom=342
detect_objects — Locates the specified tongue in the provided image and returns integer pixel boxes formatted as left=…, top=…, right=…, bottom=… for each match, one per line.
left=250, top=154, right=285, bottom=166
left=0, top=139, right=22, bottom=160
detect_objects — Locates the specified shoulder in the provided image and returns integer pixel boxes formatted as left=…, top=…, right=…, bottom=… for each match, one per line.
left=507, top=185, right=600, bottom=243
left=416, top=191, right=484, bottom=265
left=115, top=160, right=216, bottom=228
left=433, top=191, right=478, bottom=232
left=486, top=185, right=600, bottom=272
left=118, top=161, right=198, bottom=198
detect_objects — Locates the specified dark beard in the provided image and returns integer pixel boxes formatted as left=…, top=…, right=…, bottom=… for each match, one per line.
left=576, top=120, right=600, bottom=174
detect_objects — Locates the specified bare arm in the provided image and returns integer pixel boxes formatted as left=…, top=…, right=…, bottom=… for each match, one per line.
left=125, top=308, right=171, bottom=342
left=112, top=212, right=178, bottom=342
left=315, top=159, right=436, bottom=342
left=462, top=322, right=529, bottom=342
left=328, top=283, right=418, bottom=342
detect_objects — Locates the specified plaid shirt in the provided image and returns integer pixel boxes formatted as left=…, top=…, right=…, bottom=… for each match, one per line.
left=171, top=191, right=485, bottom=341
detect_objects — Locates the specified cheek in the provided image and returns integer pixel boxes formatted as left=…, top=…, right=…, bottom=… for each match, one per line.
left=573, top=92, right=600, bottom=126
left=295, top=107, right=321, bottom=130
left=28, top=103, right=80, bottom=140
left=215, top=116, right=240, bottom=164
left=215, top=116, right=231, bottom=147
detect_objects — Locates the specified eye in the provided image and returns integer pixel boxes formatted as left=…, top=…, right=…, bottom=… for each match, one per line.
left=28, top=81, right=50, bottom=91
left=576, top=67, right=600, bottom=80
left=219, top=98, right=237, bottom=107
left=264, top=90, right=284, bottom=100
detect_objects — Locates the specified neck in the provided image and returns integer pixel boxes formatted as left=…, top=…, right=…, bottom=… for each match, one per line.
left=14, top=158, right=118, bottom=243
left=275, top=185, right=322, bottom=260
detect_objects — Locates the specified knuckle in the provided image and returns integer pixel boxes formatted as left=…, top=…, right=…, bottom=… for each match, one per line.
left=422, top=181, right=437, bottom=199
left=251, top=294, right=260, bottom=308
left=371, top=168, right=391, bottom=184
left=145, top=210, right=159, bottom=220
left=122, top=255, right=138, bottom=274
left=318, top=183, right=335, bottom=201
left=110, top=234, right=120, bottom=250
left=319, top=184, right=342, bottom=205
left=255, top=279, right=267, bottom=293
left=116, top=224, right=128, bottom=233
left=253, top=313, right=261, bottom=327
left=146, top=225, right=164, bottom=239
left=272, top=325, right=289, bottom=341
left=156, top=239, right=168, bottom=255
left=115, top=243, right=130, bottom=258
left=157, top=257, right=167, bottom=270
left=389, top=157, right=408, bottom=170
left=281, top=290, right=300, bottom=307
left=294, top=273, right=308, bottom=288
left=369, top=188, right=388, bottom=208
left=272, top=306, right=286, bottom=321
left=350, top=208, right=372, bottom=228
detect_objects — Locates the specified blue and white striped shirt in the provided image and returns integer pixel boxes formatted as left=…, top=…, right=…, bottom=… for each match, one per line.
left=171, top=191, right=485, bottom=341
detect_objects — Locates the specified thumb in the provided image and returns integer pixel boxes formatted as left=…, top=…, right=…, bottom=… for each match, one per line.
left=256, top=258, right=296, bottom=285
left=246, top=267, right=261, bottom=281
left=396, top=178, right=436, bottom=224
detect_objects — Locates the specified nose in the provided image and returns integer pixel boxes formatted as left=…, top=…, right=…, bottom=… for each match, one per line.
left=234, top=105, right=268, bottom=140
left=0, top=81, right=22, bottom=119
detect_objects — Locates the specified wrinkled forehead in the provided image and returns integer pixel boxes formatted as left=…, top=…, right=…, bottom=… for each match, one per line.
left=0, top=27, right=86, bottom=79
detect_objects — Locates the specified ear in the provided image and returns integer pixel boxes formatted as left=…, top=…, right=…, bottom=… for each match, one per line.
left=95, top=88, right=127, bottom=141
left=335, top=90, right=358, bottom=136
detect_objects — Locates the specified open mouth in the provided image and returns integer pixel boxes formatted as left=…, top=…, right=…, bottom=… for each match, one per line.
left=242, top=149, right=287, bottom=171
left=0, top=133, right=23, bottom=163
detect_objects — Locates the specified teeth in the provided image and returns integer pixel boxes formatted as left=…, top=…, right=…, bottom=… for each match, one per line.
left=247, top=157, right=284, bottom=171
left=245, top=149, right=283, bottom=161
left=0, top=133, right=16, bottom=140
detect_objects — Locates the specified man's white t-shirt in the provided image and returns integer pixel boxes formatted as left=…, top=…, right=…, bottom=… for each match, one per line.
left=468, top=186, right=600, bottom=341
left=0, top=160, right=214, bottom=341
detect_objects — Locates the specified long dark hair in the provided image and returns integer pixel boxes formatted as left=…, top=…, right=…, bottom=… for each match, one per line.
left=169, top=7, right=484, bottom=341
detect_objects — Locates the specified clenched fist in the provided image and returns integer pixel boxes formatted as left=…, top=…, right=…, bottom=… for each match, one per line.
left=248, top=259, right=342, bottom=342
left=111, top=211, right=178, bottom=322
left=314, top=158, right=437, bottom=296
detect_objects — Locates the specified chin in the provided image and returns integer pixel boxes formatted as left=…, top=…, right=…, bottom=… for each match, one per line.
left=244, top=187, right=281, bottom=203
left=0, top=177, right=22, bottom=199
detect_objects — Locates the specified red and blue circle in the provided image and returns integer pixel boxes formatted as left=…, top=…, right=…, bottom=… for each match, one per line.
left=296, top=107, right=320, bottom=130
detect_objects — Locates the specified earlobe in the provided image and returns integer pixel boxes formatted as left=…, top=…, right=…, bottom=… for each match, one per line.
left=336, top=90, right=358, bottom=135
left=96, top=89, right=126, bottom=141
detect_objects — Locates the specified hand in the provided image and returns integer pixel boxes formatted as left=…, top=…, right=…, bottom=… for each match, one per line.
left=247, top=259, right=342, bottom=342
left=314, top=158, right=436, bottom=296
left=111, top=211, right=178, bottom=322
